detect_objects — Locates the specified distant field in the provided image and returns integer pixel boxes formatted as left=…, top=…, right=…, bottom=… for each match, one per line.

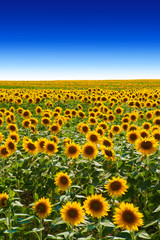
left=0, top=80, right=159, bottom=239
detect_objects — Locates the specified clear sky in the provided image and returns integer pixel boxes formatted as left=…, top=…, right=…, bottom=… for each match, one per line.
left=0, top=0, right=160, bottom=80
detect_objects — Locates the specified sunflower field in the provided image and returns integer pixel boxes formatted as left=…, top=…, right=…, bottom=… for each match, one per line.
left=0, top=80, right=159, bottom=240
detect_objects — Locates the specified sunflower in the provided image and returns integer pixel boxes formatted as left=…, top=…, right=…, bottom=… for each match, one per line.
left=30, top=118, right=38, bottom=126
left=82, top=142, right=98, bottom=160
left=0, top=132, right=4, bottom=143
left=115, top=107, right=123, bottom=115
left=104, top=177, right=128, bottom=197
left=111, top=125, right=121, bottom=134
left=41, top=117, right=51, bottom=127
left=95, top=126, right=105, bottom=136
left=63, top=138, right=71, bottom=147
left=86, top=131, right=100, bottom=144
left=81, top=123, right=90, bottom=135
left=37, top=138, right=47, bottom=152
left=23, top=139, right=38, bottom=155
left=0, top=118, right=3, bottom=127
left=98, top=122, right=108, bottom=131
left=7, top=124, right=18, bottom=132
left=17, top=107, right=23, bottom=115
left=126, top=131, right=140, bottom=144
left=44, top=140, right=58, bottom=155
left=60, top=201, right=85, bottom=226
left=121, top=123, right=129, bottom=132
left=22, top=110, right=31, bottom=119
left=139, top=130, right=149, bottom=139
left=52, top=135, right=59, bottom=144
left=152, top=130, right=160, bottom=142
left=36, top=106, right=42, bottom=114
left=33, top=197, right=52, bottom=218
left=101, top=147, right=115, bottom=161
left=5, top=138, right=17, bottom=154
left=55, top=172, right=72, bottom=190
left=88, top=117, right=97, bottom=125
left=108, top=130, right=114, bottom=139
left=135, top=137, right=158, bottom=155
left=153, top=117, right=160, bottom=127
left=9, top=133, right=19, bottom=143
left=107, top=114, right=115, bottom=122
left=65, top=142, right=81, bottom=159
left=0, top=145, right=10, bottom=158
left=49, top=123, right=61, bottom=134
left=129, top=113, right=138, bottom=122
left=83, top=194, right=110, bottom=219
left=113, top=202, right=143, bottom=231
left=71, top=109, right=77, bottom=117
left=128, top=124, right=139, bottom=132
left=22, top=119, right=31, bottom=129
left=0, top=193, right=9, bottom=207
left=101, top=137, right=113, bottom=148
left=142, top=122, right=151, bottom=131
left=145, top=111, right=153, bottom=120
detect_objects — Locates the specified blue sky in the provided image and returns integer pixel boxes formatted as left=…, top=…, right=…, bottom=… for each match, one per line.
left=0, top=0, right=160, bottom=80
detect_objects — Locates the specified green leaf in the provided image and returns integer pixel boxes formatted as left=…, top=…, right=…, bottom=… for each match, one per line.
left=154, top=205, right=160, bottom=212
left=75, top=195, right=86, bottom=199
left=106, top=236, right=126, bottom=240
left=0, top=218, right=6, bottom=222
left=78, top=235, right=93, bottom=240
left=144, top=219, right=159, bottom=228
left=137, top=230, right=151, bottom=239
left=101, top=220, right=115, bottom=227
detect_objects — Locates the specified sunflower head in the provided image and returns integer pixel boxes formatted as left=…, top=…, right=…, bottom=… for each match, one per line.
left=83, top=194, right=110, bottom=218
left=104, top=177, right=128, bottom=197
left=113, top=202, right=143, bottom=231
left=65, top=143, right=81, bottom=159
left=33, top=197, right=52, bottom=218
left=101, top=147, right=115, bottom=161
left=60, top=201, right=85, bottom=226
left=0, top=193, right=9, bottom=207
left=55, top=172, right=72, bottom=190
left=135, top=137, right=158, bottom=156
left=44, top=140, right=58, bottom=155
left=82, top=142, right=98, bottom=160
left=86, top=131, right=100, bottom=144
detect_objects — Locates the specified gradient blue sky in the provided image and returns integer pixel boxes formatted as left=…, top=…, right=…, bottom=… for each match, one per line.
left=0, top=0, right=160, bottom=80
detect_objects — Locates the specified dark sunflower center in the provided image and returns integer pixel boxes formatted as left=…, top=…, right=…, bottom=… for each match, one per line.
left=43, top=119, right=49, bottom=124
left=141, top=141, right=152, bottom=150
left=40, top=141, right=45, bottom=148
left=110, top=181, right=122, bottom=191
left=10, top=126, right=16, bottom=131
left=82, top=126, right=88, bottom=133
left=67, top=208, right=78, bottom=218
left=130, top=127, right=136, bottom=131
left=90, top=134, right=98, bottom=142
left=154, top=133, right=160, bottom=140
left=90, top=200, right=102, bottom=211
left=147, top=113, right=151, bottom=118
left=103, top=140, right=111, bottom=147
left=104, top=149, right=113, bottom=157
left=116, top=109, right=121, bottom=113
left=144, top=124, right=149, bottom=130
left=155, top=119, right=160, bottom=125
left=1, top=198, right=7, bottom=207
left=51, top=126, right=58, bottom=131
left=24, top=121, right=29, bottom=126
left=113, top=126, right=119, bottom=132
left=24, top=112, right=29, bottom=116
left=91, top=118, right=96, bottom=123
left=130, top=134, right=137, bottom=141
left=28, top=143, right=36, bottom=151
left=47, top=144, right=54, bottom=151
left=60, top=176, right=68, bottom=185
left=141, top=132, right=148, bottom=138
left=1, top=148, right=8, bottom=155
left=68, top=146, right=77, bottom=154
left=100, top=124, right=106, bottom=130
left=37, top=203, right=47, bottom=213
left=122, top=210, right=136, bottom=224
left=85, top=146, right=94, bottom=155
left=8, top=142, right=14, bottom=150
left=109, top=116, right=114, bottom=121
left=11, top=136, right=17, bottom=141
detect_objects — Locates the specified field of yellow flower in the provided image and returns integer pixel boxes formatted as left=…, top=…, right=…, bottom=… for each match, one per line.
left=0, top=80, right=159, bottom=240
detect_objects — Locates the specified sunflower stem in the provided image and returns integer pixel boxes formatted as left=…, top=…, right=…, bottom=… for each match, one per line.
left=130, top=231, right=135, bottom=240
left=98, top=218, right=103, bottom=239
left=7, top=207, right=12, bottom=240
left=39, top=218, right=43, bottom=240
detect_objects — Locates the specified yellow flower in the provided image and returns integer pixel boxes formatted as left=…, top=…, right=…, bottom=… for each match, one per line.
left=101, top=147, right=115, bottom=161
left=60, top=201, right=85, bottom=226
left=55, top=172, right=72, bottom=190
left=33, top=197, right=52, bottom=218
left=44, top=140, right=58, bottom=155
left=113, top=202, right=143, bottom=231
left=135, top=137, right=158, bottom=156
left=83, top=194, right=110, bottom=218
left=5, top=138, right=17, bottom=154
left=65, top=143, right=81, bottom=159
left=0, top=145, right=10, bottom=158
left=0, top=193, right=9, bottom=207
left=86, top=131, right=100, bottom=144
left=23, top=139, right=38, bottom=155
left=104, top=177, right=128, bottom=197
left=82, top=142, right=98, bottom=160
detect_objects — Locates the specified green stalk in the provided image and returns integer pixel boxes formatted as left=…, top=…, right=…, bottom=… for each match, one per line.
left=7, top=207, right=12, bottom=240
left=130, top=231, right=136, bottom=240
left=98, top=218, right=102, bottom=240
left=39, top=218, right=43, bottom=240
